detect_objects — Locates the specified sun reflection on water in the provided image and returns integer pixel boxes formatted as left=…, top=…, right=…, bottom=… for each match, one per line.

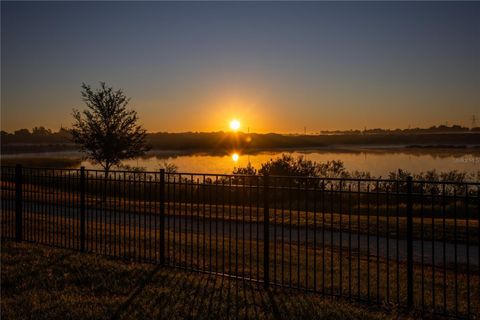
left=76, top=149, right=479, bottom=177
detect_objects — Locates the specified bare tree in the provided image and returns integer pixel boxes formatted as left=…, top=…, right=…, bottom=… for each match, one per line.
left=71, top=82, right=149, bottom=176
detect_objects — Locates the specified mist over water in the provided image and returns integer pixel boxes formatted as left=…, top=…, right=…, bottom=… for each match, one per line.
left=3, top=149, right=479, bottom=177
left=114, top=150, right=480, bottom=177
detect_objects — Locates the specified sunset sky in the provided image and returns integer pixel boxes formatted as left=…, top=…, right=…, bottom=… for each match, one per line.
left=1, top=1, right=479, bottom=133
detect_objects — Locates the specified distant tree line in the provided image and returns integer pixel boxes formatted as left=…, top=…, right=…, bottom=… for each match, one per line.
left=320, top=124, right=480, bottom=135
left=2, top=124, right=480, bottom=153
left=1, top=126, right=71, bottom=143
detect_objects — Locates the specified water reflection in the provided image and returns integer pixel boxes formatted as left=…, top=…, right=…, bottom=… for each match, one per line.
left=93, top=149, right=480, bottom=176
left=2, top=148, right=479, bottom=177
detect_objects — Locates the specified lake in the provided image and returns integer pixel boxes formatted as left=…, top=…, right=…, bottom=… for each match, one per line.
left=2, top=147, right=479, bottom=178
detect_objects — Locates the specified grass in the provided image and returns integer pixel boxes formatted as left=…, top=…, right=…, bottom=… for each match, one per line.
left=2, top=182, right=479, bottom=317
left=1, top=240, right=401, bottom=320
left=2, top=211, right=479, bottom=318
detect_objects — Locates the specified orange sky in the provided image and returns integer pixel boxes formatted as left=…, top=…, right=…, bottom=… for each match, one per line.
left=2, top=2, right=479, bottom=133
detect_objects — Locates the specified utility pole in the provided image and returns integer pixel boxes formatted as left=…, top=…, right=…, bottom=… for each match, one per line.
left=471, top=115, right=477, bottom=129
left=247, top=127, right=250, bottom=164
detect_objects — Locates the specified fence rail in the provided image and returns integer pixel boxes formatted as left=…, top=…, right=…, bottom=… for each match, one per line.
left=1, top=165, right=479, bottom=318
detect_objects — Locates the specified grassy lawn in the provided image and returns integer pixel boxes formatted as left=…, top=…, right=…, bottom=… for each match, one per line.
left=2, top=180, right=478, bottom=318
left=0, top=240, right=409, bottom=320
left=2, top=210, right=479, bottom=318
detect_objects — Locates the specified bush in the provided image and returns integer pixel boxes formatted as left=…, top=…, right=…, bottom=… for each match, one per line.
left=256, top=154, right=350, bottom=178
left=232, top=154, right=479, bottom=193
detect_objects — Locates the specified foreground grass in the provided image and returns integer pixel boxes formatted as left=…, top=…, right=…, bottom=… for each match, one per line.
left=0, top=241, right=405, bottom=320
left=3, top=211, right=479, bottom=317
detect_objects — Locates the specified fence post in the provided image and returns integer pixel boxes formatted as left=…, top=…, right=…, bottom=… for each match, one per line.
left=80, top=166, right=86, bottom=252
left=406, top=176, right=414, bottom=308
left=15, top=164, right=23, bottom=242
left=159, top=169, right=165, bottom=265
left=263, top=174, right=270, bottom=289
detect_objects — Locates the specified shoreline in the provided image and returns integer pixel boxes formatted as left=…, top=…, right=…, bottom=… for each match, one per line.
left=2, top=143, right=480, bottom=157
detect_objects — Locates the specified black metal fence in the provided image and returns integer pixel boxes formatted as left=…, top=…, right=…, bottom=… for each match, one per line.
left=1, top=165, right=479, bottom=318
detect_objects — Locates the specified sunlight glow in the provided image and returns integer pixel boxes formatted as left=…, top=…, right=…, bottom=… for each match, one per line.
left=230, top=119, right=241, bottom=131
left=231, top=153, right=239, bottom=162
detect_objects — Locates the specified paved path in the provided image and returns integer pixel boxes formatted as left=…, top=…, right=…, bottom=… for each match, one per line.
left=3, top=200, right=479, bottom=267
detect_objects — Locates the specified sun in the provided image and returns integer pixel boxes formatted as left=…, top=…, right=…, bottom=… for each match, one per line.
left=229, top=119, right=240, bottom=132
left=231, top=153, right=239, bottom=162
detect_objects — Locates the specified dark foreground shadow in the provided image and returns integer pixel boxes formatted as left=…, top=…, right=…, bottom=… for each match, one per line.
left=111, top=264, right=165, bottom=320
left=109, top=265, right=394, bottom=320
left=109, top=266, right=307, bottom=320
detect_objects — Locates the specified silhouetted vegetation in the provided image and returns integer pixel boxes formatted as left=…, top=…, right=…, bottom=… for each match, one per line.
left=2, top=124, right=480, bottom=154
left=320, top=124, right=480, bottom=135
left=70, top=82, right=149, bottom=175
left=233, top=155, right=480, bottom=183
left=0, top=157, right=82, bottom=168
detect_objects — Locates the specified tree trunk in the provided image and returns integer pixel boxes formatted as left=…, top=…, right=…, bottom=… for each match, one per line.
left=102, top=164, right=110, bottom=202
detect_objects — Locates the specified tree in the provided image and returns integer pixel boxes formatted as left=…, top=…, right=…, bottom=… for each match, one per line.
left=71, top=82, right=149, bottom=176
left=14, top=128, right=30, bottom=137
left=32, top=126, right=52, bottom=136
